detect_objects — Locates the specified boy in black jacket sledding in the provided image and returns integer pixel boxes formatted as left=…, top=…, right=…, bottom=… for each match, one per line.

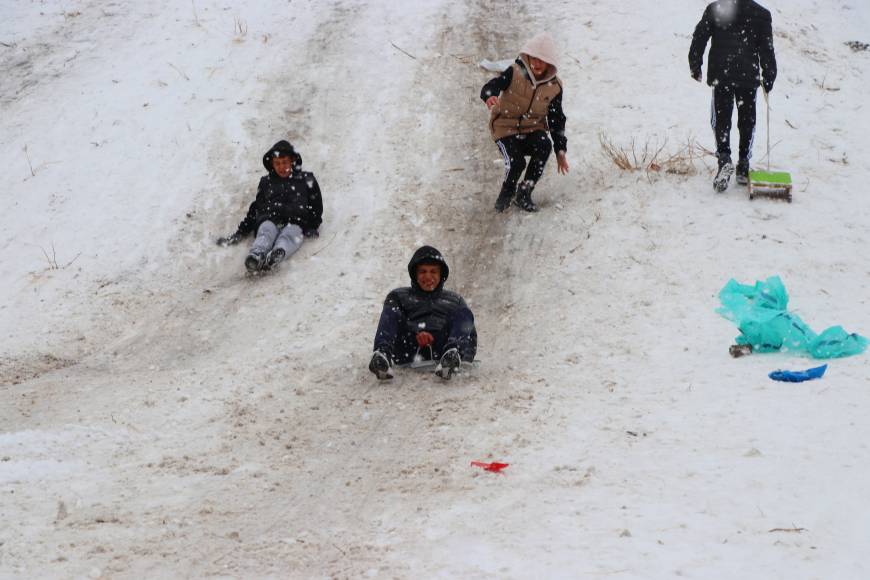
left=217, top=140, right=323, bottom=272
left=369, top=246, right=477, bottom=381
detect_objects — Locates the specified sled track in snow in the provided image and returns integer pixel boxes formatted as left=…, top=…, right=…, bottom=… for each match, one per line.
left=230, top=2, right=596, bottom=576
left=192, top=1, right=583, bottom=576
left=3, top=1, right=603, bottom=577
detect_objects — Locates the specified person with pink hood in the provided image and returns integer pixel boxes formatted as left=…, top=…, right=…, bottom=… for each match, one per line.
left=481, top=32, right=569, bottom=212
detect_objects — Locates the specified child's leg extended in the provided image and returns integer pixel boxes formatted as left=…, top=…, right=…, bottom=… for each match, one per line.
left=373, top=306, right=418, bottom=365
left=246, top=220, right=279, bottom=271
left=273, top=224, right=304, bottom=258
left=521, top=130, right=552, bottom=184
left=264, top=223, right=303, bottom=268
left=251, top=221, right=279, bottom=256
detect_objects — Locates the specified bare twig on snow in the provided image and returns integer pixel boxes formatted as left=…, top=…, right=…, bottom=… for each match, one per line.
left=768, top=526, right=807, bottom=533
left=40, top=243, right=81, bottom=270
left=168, top=62, right=190, bottom=81
left=23, top=144, right=35, bottom=177
left=390, top=42, right=416, bottom=60
left=310, top=232, right=339, bottom=257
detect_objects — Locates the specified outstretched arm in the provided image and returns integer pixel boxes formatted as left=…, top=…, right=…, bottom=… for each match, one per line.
left=548, top=92, right=569, bottom=174
left=481, top=65, right=514, bottom=108
left=217, top=178, right=265, bottom=245
left=304, top=174, right=323, bottom=235
left=757, top=12, right=777, bottom=92
left=547, top=92, right=567, bottom=153
left=235, top=177, right=268, bottom=237
left=689, top=6, right=712, bottom=80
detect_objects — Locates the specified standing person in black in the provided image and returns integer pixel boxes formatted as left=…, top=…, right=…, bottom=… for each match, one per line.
left=689, top=0, right=777, bottom=192
left=217, top=140, right=323, bottom=272
left=369, top=246, right=477, bottom=381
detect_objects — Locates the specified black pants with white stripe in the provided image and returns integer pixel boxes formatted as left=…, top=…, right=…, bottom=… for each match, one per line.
left=496, top=131, right=552, bottom=192
left=711, top=84, right=757, bottom=164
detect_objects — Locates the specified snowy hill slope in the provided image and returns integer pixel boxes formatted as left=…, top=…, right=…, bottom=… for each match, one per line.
left=2, top=0, right=870, bottom=578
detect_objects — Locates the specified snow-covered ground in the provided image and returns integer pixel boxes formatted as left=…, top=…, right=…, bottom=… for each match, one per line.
left=2, top=0, right=869, bottom=577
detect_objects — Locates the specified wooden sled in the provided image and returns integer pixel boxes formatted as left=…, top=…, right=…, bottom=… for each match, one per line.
left=749, top=170, right=793, bottom=203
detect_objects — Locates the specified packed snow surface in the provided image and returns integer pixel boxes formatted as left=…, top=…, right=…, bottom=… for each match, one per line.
left=1, top=0, right=869, bottom=578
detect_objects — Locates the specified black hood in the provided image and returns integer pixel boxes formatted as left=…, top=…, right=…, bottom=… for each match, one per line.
left=262, top=140, right=303, bottom=173
left=408, top=245, right=449, bottom=293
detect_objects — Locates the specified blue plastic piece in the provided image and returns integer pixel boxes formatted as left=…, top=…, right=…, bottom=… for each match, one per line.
left=769, top=364, right=828, bottom=383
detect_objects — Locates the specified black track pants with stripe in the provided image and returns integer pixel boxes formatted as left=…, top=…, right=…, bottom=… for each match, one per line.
left=711, top=84, right=757, bottom=163
left=496, top=130, right=552, bottom=192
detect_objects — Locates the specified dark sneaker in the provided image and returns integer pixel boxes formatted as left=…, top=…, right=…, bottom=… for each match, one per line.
left=245, top=252, right=266, bottom=272
left=514, top=181, right=539, bottom=212
left=735, top=159, right=750, bottom=186
left=713, top=162, right=734, bottom=193
left=494, top=185, right=514, bottom=213
left=369, top=351, right=393, bottom=380
left=435, top=348, right=461, bottom=380
left=266, top=248, right=286, bottom=269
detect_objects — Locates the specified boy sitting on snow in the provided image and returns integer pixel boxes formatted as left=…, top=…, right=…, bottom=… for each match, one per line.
left=369, top=246, right=477, bottom=381
left=481, top=32, right=569, bottom=213
left=217, top=140, right=323, bottom=272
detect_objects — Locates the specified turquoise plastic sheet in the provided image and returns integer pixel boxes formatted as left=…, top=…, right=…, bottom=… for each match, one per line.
left=717, top=276, right=868, bottom=359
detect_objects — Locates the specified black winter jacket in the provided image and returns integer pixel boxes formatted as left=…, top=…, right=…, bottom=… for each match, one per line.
left=689, top=0, right=777, bottom=91
left=384, top=246, right=472, bottom=338
left=480, top=60, right=568, bottom=152
left=235, top=147, right=323, bottom=236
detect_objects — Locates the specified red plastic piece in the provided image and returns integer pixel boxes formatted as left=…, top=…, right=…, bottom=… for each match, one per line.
left=471, top=461, right=510, bottom=473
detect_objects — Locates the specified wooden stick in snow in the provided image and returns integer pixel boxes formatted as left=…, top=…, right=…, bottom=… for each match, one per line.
left=390, top=42, right=416, bottom=60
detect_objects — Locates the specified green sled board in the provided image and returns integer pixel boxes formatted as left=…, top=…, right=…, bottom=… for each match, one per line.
left=749, top=170, right=792, bottom=185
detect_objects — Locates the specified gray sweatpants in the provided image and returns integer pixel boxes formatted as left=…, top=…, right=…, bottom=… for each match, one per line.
left=250, top=221, right=303, bottom=262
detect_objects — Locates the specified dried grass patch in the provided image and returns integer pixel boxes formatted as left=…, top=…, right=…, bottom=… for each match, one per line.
left=599, top=133, right=714, bottom=177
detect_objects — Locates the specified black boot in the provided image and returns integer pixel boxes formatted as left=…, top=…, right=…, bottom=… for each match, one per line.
left=435, top=348, right=461, bottom=380
left=735, top=159, right=750, bottom=186
left=245, top=251, right=266, bottom=272
left=369, top=350, right=393, bottom=380
left=265, top=248, right=286, bottom=269
left=494, top=184, right=514, bottom=213
left=514, top=181, right=539, bottom=212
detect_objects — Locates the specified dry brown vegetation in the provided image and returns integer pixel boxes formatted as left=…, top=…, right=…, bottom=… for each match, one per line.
left=599, top=133, right=714, bottom=177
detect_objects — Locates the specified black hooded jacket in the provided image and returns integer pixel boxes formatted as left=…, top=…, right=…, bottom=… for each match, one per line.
left=235, top=141, right=323, bottom=236
left=383, top=246, right=471, bottom=338
left=689, top=0, right=777, bottom=90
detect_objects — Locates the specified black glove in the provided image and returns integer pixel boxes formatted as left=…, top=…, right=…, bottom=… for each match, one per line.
left=303, top=229, right=320, bottom=239
left=216, top=232, right=241, bottom=247
left=763, top=80, right=774, bottom=94
left=691, top=69, right=702, bottom=82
